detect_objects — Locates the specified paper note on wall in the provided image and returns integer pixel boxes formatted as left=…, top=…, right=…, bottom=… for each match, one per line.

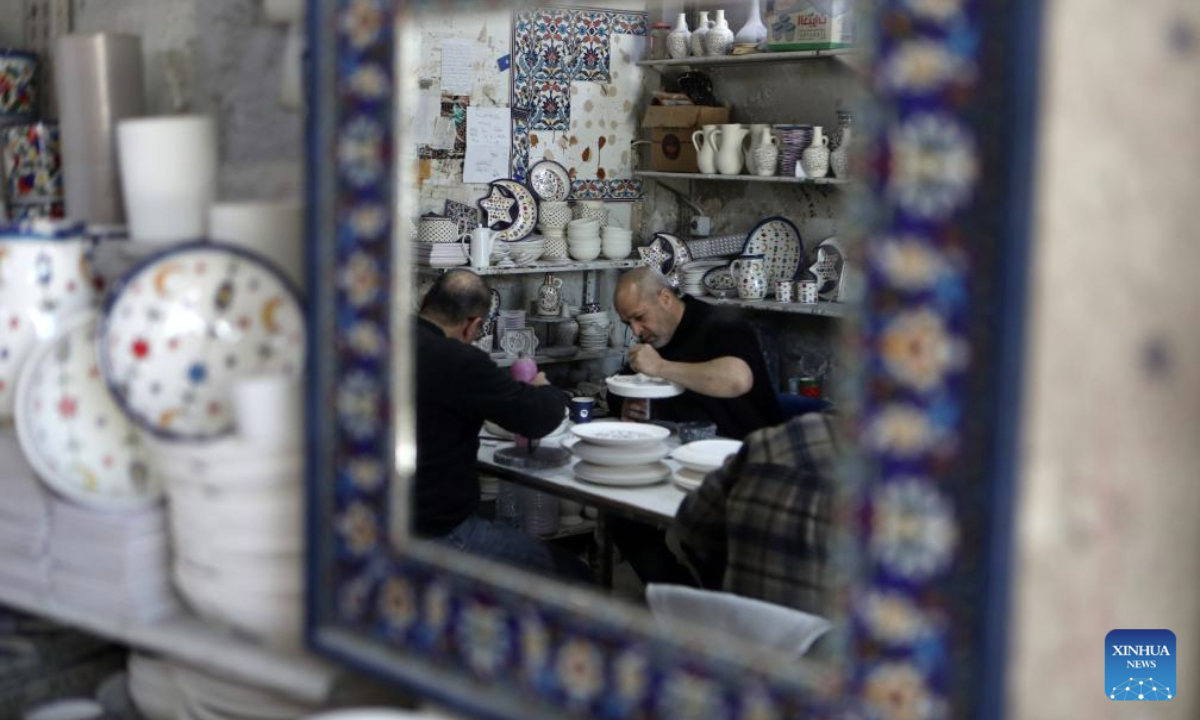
left=412, top=90, right=440, bottom=146
left=463, top=106, right=512, bottom=184
left=440, top=38, right=476, bottom=95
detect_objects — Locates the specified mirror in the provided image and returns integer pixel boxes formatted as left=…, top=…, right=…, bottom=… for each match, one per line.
left=306, top=0, right=1042, bottom=716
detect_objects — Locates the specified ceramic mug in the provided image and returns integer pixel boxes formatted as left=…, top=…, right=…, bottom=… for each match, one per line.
left=117, top=115, right=218, bottom=243
left=570, top=397, right=595, bottom=424
left=775, top=279, right=794, bottom=303
left=798, top=280, right=819, bottom=304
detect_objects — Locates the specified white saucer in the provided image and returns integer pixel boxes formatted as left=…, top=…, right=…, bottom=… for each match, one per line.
left=671, top=439, right=743, bottom=473
left=573, top=460, right=671, bottom=486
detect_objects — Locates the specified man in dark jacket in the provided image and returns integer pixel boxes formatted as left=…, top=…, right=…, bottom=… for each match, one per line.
left=414, top=269, right=588, bottom=581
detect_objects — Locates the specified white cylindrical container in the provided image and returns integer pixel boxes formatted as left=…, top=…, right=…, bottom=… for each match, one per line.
left=209, top=200, right=305, bottom=291
left=117, top=115, right=217, bottom=243
left=232, top=375, right=304, bottom=449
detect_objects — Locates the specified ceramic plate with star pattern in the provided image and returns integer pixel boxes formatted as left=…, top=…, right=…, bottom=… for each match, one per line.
left=742, top=216, right=804, bottom=289
left=14, top=311, right=163, bottom=511
left=98, top=241, right=306, bottom=441
left=490, top=180, right=537, bottom=242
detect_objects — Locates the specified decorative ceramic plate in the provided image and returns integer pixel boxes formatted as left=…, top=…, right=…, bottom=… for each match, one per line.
left=605, top=373, right=686, bottom=399
left=810, top=235, right=846, bottom=300
left=15, top=311, right=163, bottom=511
left=701, top=266, right=737, bottom=298
left=569, top=439, right=670, bottom=466
left=742, top=216, right=804, bottom=287
left=490, top=180, right=537, bottom=242
left=98, top=241, right=306, bottom=440
left=573, top=460, right=671, bottom=486
left=528, top=160, right=571, bottom=202
left=671, top=439, right=743, bottom=473
left=570, top=421, right=671, bottom=447
left=499, top=327, right=539, bottom=356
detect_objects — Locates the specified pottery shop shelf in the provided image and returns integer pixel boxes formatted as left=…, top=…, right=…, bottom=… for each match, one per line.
left=0, top=584, right=339, bottom=703
left=636, top=171, right=851, bottom=186
left=417, top=259, right=640, bottom=276
left=491, top=348, right=625, bottom=368
left=694, top=295, right=856, bottom=318
left=637, top=48, right=858, bottom=68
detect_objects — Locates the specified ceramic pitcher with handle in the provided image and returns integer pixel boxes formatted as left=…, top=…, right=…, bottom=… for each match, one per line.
left=536, top=273, right=564, bottom=316
left=691, top=124, right=720, bottom=174
left=711, top=123, right=749, bottom=175
left=729, top=254, right=767, bottom=301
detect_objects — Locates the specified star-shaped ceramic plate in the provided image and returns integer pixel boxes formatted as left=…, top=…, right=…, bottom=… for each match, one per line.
left=98, top=241, right=306, bottom=441
left=810, top=236, right=845, bottom=300
left=478, top=185, right=518, bottom=229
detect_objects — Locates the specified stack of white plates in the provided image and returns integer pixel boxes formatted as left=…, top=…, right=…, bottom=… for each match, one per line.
left=600, top=226, right=633, bottom=259
left=48, top=500, right=179, bottom=622
left=508, top=236, right=546, bottom=265
left=569, top=422, right=672, bottom=486
left=413, top=243, right=468, bottom=267
left=148, top=438, right=304, bottom=649
left=576, top=311, right=611, bottom=351
left=496, top=309, right=526, bottom=346
left=669, top=439, right=742, bottom=490
left=0, top=433, right=50, bottom=594
left=678, top=260, right=727, bottom=296
left=567, top=218, right=601, bottom=261
left=128, top=654, right=184, bottom=720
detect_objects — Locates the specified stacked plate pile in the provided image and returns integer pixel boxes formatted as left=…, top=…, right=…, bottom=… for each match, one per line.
left=47, top=501, right=179, bottom=622
left=569, top=422, right=672, bottom=486
left=775, top=124, right=814, bottom=177
left=508, top=235, right=546, bottom=265
left=567, top=218, right=601, bottom=261
left=496, top=309, right=525, bottom=346
left=669, top=439, right=743, bottom=491
left=576, top=310, right=611, bottom=352
left=679, top=260, right=728, bottom=296
left=601, top=225, right=633, bottom=259
left=0, top=434, right=50, bottom=595
left=413, top=242, right=468, bottom=267
left=149, top=438, right=304, bottom=649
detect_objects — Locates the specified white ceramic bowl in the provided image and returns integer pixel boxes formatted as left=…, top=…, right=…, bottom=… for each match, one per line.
left=569, top=245, right=601, bottom=261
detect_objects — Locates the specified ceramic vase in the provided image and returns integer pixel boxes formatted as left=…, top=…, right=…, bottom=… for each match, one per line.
left=667, top=13, right=691, bottom=60
left=536, top=274, right=564, bottom=316
left=801, top=126, right=830, bottom=179
left=711, top=124, right=748, bottom=175
left=753, top=139, right=780, bottom=177
left=734, top=0, right=768, bottom=44
left=689, top=11, right=711, bottom=57
left=691, top=125, right=719, bottom=174
left=705, top=9, right=735, bottom=56
left=743, top=124, right=773, bottom=175
left=729, top=254, right=767, bottom=301
left=555, top=315, right=579, bottom=347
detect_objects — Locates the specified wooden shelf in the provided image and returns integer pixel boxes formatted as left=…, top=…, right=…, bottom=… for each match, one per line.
left=0, top=584, right=338, bottom=703
left=637, top=171, right=851, bottom=185
left=694, top=295, right=855, bottom=318
left=491, top=348, right=624, bottom=367
left=638, top=48, right=857, bottom=68
left=417, top=259, right=638, bottom=276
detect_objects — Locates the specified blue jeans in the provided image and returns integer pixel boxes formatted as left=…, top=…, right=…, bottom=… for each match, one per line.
left=433, top=515, right=591, bottom=583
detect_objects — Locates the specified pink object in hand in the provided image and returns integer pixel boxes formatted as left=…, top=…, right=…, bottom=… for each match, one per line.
left=511, top=354, right=538, bottom=384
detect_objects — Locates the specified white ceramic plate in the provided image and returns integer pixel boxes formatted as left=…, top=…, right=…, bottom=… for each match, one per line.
left=671, top=439, right=743, bottom=473
left=673, top=467, right=707, bottom=491
left=567, top=437, right=670, bottom=466
left=14, top=311, right=164, bottom=511
left=570, top=421, right=671, bottom=447
left=573, top=460, right=671, bottom=486
left=98, top=242, right=305, bottom=440
left=605, top=374, right=685, bottom=399
left=528, top=160, right=571, bottom=202
left=742, top=216, right=804, bottom=287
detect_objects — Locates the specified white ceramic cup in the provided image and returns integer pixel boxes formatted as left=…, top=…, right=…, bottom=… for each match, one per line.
left=117, top=115, right=217, bottom=244
left=232, top=375, right=304, bottom=449
left=209, top=200, right=304, bottom=291
left=798, top=280, right=818, bottom=303
left=469, top=227, right=495, bottom=269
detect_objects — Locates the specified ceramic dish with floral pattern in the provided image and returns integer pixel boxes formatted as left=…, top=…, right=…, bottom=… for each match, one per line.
left=701, top=265, right=737, bottom=298
left=98, top=241, right=305, bottom=440
left=527, top=160, right=571, bottom=202
left=742, top=216, right=804, bottom=287
left=15, top=311, right=163, bottom=511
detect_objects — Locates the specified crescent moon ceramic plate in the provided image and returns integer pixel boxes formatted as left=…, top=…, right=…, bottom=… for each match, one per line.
left=15, top=311, right=163, bottom=511
left=528, top=160, right=571, bottom=202
left=742, top=216, right=804, bottom=287
left=491, top=180, right=537, bottom=242
left=98, top=241, right=306, bottom=440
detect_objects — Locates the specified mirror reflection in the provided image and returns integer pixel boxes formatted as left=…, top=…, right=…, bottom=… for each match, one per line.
left=404, top=0, right=865, bottom=653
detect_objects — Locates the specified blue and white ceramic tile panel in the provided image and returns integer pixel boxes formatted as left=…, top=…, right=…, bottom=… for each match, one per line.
left=511, top=6, right=646, bottom=200
left=325, top=0, right=1006, bottom=716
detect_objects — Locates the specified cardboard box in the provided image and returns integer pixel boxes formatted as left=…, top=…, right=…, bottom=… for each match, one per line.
left=766, top=0, right=856, bottom=51
left=642, top=105, right=732, bottom=173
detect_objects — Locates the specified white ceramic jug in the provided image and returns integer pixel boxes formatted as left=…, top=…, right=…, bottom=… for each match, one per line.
left=729, top=254, right=767, bottom=301
left=691, top=124, right=720, bottom=174
left=467, top=226, right=494, bottom=269
left=711, top=123, right=749, bottom=175
left=743, top=124, right=774, bottom=174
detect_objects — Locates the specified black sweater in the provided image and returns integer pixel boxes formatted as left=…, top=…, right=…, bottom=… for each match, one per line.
left=413, top=317, right=567, bottom=536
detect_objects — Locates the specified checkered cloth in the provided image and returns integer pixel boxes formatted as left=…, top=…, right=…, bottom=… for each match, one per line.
left=674, top=413, right=840, bottom=614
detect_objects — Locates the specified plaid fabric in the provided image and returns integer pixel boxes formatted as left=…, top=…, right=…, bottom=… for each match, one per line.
left=674, top=413, right=840, bottom=614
